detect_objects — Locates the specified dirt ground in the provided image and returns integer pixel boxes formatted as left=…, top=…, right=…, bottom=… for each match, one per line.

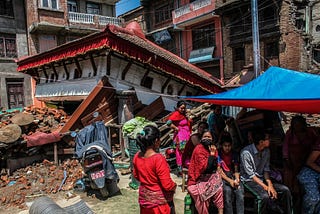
left=0, top=171, right=186, bottom=214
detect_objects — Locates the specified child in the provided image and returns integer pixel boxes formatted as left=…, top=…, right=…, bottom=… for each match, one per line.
left=218, top=131, right=244, bottom=214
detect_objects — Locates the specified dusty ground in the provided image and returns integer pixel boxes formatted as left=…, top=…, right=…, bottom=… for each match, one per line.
left=0, top=171, right=186, bottom=214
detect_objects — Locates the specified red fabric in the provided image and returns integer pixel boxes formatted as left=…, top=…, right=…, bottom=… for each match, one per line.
left=133, top=152, right=176, bottom=211
left=26, top=131, right=61, bottom=147
left=220, top=152, right=232, bottom=170
left=140, top=205, right=171, bottom=214
left=182, top=133, right=199, bottom=168
left=186, top=99, right=320, bottom=114
left=187, top=144, right=210, bottom=186
left=168, top=111, right=192, bottom=130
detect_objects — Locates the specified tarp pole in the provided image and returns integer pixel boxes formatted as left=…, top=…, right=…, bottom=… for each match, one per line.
left=251, top=0, right=261, bottom=77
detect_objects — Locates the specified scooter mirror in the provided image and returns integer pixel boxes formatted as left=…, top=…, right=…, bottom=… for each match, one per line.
left=70, top=131, right=77, bottom=138
left=93, top=112, right=99, bottom=118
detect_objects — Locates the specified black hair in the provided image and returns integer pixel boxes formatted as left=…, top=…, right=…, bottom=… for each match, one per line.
left=219, top=131, right=232, bottom=145
left=251, top=129, right=269, bottom=145
left=210, top=104, right=222, bottom=110
left=198, top=121, right=209, bottom=129
left=176, top=100, right=186, bottom=109
left=136, top=125, right=160, bottom=153
left=291, top=115, right=307, bottom=129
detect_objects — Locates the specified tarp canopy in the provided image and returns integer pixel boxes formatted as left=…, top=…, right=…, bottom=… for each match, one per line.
left=184, top=66, right=320, bottom=114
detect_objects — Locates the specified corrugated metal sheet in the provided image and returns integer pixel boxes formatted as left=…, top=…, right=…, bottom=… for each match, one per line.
left=35, top=78, right=99, bottom=98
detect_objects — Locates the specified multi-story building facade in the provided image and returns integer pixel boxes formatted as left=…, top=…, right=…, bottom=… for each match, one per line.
left=0, top=0, right=32, bottom=110
left=26, top=0, right=123, bottom=55
left=131, top=0, right=225, bottom=84
left=215, top=0, right=320, bottom=76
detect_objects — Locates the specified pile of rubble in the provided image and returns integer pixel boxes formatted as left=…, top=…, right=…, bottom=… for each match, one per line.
left=0, top=159, right=83, bottom=209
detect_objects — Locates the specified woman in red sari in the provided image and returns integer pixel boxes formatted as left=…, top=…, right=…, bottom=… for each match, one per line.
left=166, top=101, right=192, bottom=174
left=133, top=125, right=177, bottom=214
left=187, top=130, right=224, bottom=214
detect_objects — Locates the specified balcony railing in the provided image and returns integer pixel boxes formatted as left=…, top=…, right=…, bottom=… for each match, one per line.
left=173, top=0, right=212, bottom=18
left=68, top=12, right=122, bottom=26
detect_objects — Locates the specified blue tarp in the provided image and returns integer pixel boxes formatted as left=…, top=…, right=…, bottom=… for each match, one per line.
left=184, top=66, right=320, bottom=114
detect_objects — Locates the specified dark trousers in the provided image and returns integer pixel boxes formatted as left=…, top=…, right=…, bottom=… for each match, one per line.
left=243, top=181, right=293, bottom=214
left=223, top=181, right=244, bottom=214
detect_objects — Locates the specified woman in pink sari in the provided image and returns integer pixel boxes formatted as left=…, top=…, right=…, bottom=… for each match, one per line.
left=167, top=101, right=192, bottom=174
left=187, top=130, right=224, bottom=214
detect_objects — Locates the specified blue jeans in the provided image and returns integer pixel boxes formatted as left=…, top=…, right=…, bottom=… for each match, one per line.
left=223, top=180, right=244, bottom=214
left=297, top=167, right=320, bottom=214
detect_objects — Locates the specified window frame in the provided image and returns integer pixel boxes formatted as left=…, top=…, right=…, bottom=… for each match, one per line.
left=67, top=0, right=78, bottom=12
left=41, top=0, right=59, bottom=10
left=0, top=35, right=17, bottom=58
left=86, top=1, right=100, bottom=15
left=192, top=23, right=215, bottom=50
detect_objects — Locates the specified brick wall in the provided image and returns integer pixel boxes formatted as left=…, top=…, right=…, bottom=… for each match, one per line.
left=279, top=1, right=305, bottom=71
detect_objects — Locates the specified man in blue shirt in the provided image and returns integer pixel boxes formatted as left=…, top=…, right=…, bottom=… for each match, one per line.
left=207, top=105, right=231, bottom=142
left=240, top=129, right=292, bottom=214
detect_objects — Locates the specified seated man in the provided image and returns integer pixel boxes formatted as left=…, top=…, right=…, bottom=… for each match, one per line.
left=240, top=129, right=293, bottom=214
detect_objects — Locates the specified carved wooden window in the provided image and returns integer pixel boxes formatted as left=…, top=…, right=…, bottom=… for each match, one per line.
left=0, top=35, right=17, bottom=58
left=155, top=3, right=173, bottom=24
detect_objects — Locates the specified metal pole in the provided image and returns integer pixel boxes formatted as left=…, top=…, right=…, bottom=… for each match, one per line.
left=251, top=0, right=261, bottom=77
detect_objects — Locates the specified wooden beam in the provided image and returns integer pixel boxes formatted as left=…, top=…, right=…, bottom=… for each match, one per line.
left=33, top=67, right=40, bottom=84
left=42, top=66, right=48, bottom=83
left=89, top=53, right=97, bottom=76
left=121, top=61, right=132, bottom=80
left=140, top=67, right=150, bottom=85
left=161, top=77, right=171, bottom=93
left=51, top=63, right=58, bottom=81
left=178, top=84, right=186, bottom=96
left=62, top=61, right=70, bottom=80
left=136, top=96, right=165, bottom=120
left=74, top=58, right=83, bottom=78
left=106, top=51, right=111, bottom=75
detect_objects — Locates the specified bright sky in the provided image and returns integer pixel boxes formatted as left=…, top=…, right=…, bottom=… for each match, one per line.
left=116, top=0, right=141, bottom=16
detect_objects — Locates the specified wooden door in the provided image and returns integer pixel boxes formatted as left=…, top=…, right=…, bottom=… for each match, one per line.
left=7, top=82, right=24, bottom=109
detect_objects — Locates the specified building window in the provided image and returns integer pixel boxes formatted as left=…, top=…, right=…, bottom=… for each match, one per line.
left=0, top=35, right=17, bottom=58
left=313, top=48, right=320, bottom=63
left=141, top=76, right=153, bottom=89
left=261, top=5, right=277, bottom=27
left=155, top=3, right=173, bottom=24
left=233, top=47, right=245, bottom=73
left=192, top=24, right=215, bottom=50
left=67, top=0, right=77, bottom=12
left=86, top=2, right=100, bottom=15
left=0, top=0, right=14, bottom=17
left=265, top=41, right=279, bottom=59
left=167, top=84, right=173, bottom=95
left=39, top=35, right=57, bottom=53
left=41, top=0, right=58, bottom=10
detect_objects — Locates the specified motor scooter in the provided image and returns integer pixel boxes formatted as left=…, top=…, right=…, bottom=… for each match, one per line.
left=74, top=121, right=120, bottom=198
left=82, top=146, right=110, bottom=197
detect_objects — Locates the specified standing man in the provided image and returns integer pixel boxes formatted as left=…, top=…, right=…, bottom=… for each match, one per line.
left=207, top=105, right=231, bottom=143
left=240, top=129, right=292, bottom=214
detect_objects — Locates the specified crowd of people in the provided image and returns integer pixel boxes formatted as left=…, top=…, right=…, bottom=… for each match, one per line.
left=132, top=102, right=320, bottom=214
